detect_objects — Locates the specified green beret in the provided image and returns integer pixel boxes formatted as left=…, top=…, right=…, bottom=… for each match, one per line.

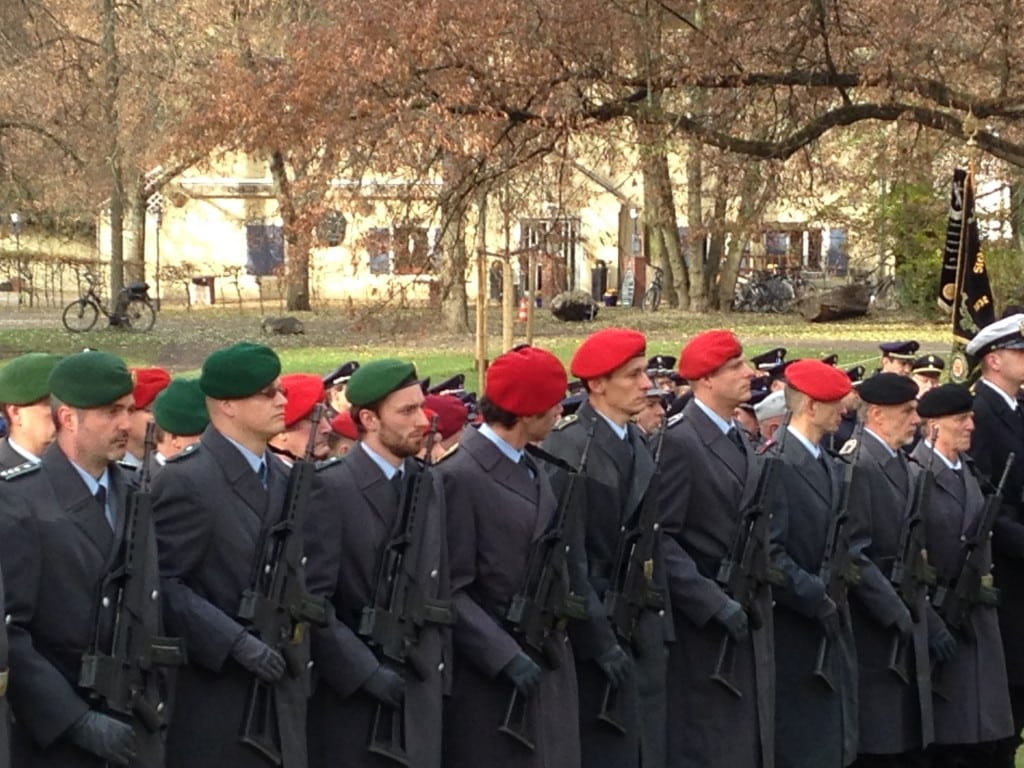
left=153, top=378, right=209, bottom=436
left=49, top=351, right=133, bottom=408
left=346, top=359, right=419, bottom=407
left=200, top=342, right=281, bottom=399
left=0, top=353, right=63, bottom=405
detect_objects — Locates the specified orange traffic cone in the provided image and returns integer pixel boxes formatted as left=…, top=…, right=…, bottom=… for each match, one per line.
left=517, top=296, right=529, bottom=322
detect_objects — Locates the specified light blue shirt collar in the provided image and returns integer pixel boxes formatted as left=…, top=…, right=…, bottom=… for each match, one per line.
left=478, top=423, right=524, bottom=464
left=924, top=441, right=962, bottom=471
left=864, top=428, right=897, bottom=458
left=694, top=397, right=735, bottom=435
left=593, top=407, right=628, bottom=441
left=786, top=425, right=821, bottom=460
left=222, top=434, right=266, bottom=475
left=68, top=461, right=114, bottom=526
left=359, top=441, right=402, bottom=480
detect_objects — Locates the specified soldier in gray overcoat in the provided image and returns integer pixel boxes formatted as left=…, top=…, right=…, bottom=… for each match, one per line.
left=304, top=359, right=450, bottom=768
left=152, top=343, right=310, bottom=768
left=542, top=328, right=666, bottom=768
left=845, top=373, right=934, bottom=766
left=913, top=384, right=1013, bottom=768
left=0, top=351, right=167, bottom=768
left=437, top=346, right=582, bottom=768
left=657, top=330, right=775, bottom=768
left=769, top=359, right=858, bottom=768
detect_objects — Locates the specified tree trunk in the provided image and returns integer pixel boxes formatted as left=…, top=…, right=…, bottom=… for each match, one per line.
left=640, top=131, right=685, bottom=309
left=269, top=150, right=310, bottom=311
left=720, top=164, right=764, bottom=312
left=124, top=186, right=147, bottom=283
left=101, top=0, right=123, bottom=298
left=436, top=155, right=472, bottom=334
left=705, top=192, right=727, bottom=307
left=685, top=139, right=705, bottom=312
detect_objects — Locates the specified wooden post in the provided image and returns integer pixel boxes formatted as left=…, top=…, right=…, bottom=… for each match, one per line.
left=502, top=195, right=515, bottom=352
left=475, top=192, right=489, bottom=392
left=526, top=251, right=537, bottom=346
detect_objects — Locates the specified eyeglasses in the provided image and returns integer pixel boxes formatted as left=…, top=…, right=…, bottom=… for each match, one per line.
left=253, top=384, right=288, bottom=400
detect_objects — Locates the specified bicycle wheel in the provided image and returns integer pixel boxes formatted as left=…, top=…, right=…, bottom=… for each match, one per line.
left=122, top=298, right=156, bottom=332
left=642, top=284, right=662, bottom=312
left=62, top=299, right=99, bottom=332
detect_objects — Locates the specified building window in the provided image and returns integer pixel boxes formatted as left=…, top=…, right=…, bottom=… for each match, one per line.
left=364, top=225, right=434, bottom=275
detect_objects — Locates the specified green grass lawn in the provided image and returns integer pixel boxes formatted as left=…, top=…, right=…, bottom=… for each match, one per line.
left=0, top=302, right=958, bottom=390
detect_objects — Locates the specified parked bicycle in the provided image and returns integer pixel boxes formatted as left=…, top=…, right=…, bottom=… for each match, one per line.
left=62, top=271, right=156, bottom=333
left=642, top=266, right=664, bottom=312
left=731, top=270, right=796, bottom=313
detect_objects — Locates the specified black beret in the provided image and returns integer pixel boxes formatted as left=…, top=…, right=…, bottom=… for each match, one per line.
left=858, top=373, right=919, bottom=406
left=647, top=354, right=677, bottom=373
left=821, top=353, right=839, bottom=367
left=428, top=374, right=466, bottom=395
left=917, top=384, right=973, bottom=418
left=879, top=340, right=920, bottom=359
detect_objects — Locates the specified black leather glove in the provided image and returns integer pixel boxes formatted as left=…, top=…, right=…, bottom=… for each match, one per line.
left=231, top=631, right=286, bottom=683
left=929, top=626, right=958, bottom=664
left=502, top=652, right=542, bottom=698
left=362, top=665, right=406, bottom=706
left=595, top=644, right=633, bottom=688
left=892, top=609, right=913, bottom=640
left=66, top=711, right=137, bottom=766
left=817, top=597, right=840, bottom=639
left=713, top=599, right=749, bottom=641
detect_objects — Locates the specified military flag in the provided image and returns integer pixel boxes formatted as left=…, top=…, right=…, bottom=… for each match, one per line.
left=938, top=167, right=996, bottom=381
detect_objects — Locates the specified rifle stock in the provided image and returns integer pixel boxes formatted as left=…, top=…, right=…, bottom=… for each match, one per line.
left=930, top=451, right=1015, bottom=699
left=813, top=424, right=864, bottom=691
left=79, top=421, right=185, bottom=732
left=599, top=418, right=668, bottom=730
left=499, top=420, right=596, bottom=750
left=238, top=404, right=330, bottom=763
left=360, top=416, right=453, bottom=766
left=886, top=427, right=939, bottom=685
left=712, top=415, right=788, bottom=698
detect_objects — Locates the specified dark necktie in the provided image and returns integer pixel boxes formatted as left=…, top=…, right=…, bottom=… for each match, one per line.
left=95, top=485, right=113, bottom=529
left=519, top=453, right=537, bottom=479
left=256, top=460, right=268, bottom=489
left=390, top=470, right=404, bottom=499
left=726, top=427, right=746, bottom=453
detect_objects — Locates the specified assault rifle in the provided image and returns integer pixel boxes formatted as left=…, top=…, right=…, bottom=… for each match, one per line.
left=238, top=404, right=331, bottom=764
left=599, top=418, right=668, bottom=731
left=359, top=417, right=454, bottom=766
left=886, top=428, right=939, bottom=684
left=933, top=452, right=1014, bottom=637
left=813, top=425, right=863, bottom=691
left=80, top=422, right=186, bottom=732
left=499, top=421, right=595, bottom=751
left=712, top=416, right=788, bottom=698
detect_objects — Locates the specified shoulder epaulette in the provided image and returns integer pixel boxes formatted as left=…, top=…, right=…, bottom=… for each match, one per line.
left=117, top=460, right=139, bottom=472
left=1, top=461, right=41, bottom=481
left=666, top=412, right=685, bottom=430
left=315, top=455, right=344, bottom=472
left=553, top=414, right=578, bottom=431
left=166, top=443, right=201, bottom=463
left=434, top=443, right=459, bottom=463
left=755, top=437, right=777, bottom=456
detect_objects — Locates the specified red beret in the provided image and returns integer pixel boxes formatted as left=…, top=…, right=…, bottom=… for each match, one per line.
left=785, top=360, right=852, bottom=402
left=571, top=328, right=647, bottom=379
left=281, top=373, right=325, bottom=427
left=678, top=330, right=743, bottom=380
left=330, top=410, right=359, bottom=440
left=131, top=367, right=171, bottom=409
left=486, top=346, right=567, bottom=416
left=423, top=394, right=469, bottom=440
